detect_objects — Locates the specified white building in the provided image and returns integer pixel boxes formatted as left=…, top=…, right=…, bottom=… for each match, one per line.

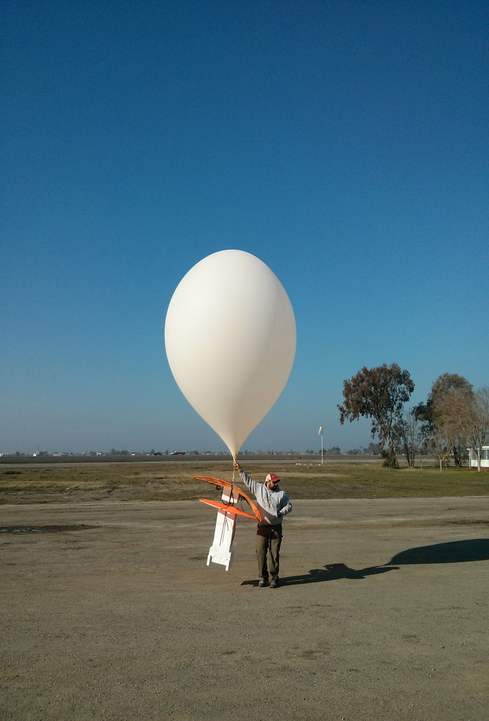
left=468, top=446, right=489, bottom=469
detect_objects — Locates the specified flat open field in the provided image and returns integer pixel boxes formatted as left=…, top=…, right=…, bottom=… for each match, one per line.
left=1, top=457, right=489, bottom=505
left=1, top=461, right=489, bottom=720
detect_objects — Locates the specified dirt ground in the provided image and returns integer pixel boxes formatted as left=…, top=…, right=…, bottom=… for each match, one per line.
left=1, top=496, right=489, bottom=721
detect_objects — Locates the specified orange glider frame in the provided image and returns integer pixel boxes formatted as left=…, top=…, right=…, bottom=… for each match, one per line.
left=194, top=475, right=262, bottom=523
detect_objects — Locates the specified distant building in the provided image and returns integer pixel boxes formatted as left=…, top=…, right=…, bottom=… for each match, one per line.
left=468, top=446, right=489, bottom=469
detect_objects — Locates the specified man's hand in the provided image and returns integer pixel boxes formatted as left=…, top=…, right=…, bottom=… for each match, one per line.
left=233, top=459, right=241, bottom=472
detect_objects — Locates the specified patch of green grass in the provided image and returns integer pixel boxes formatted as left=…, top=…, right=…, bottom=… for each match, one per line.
left=280, top=465, right=489, bottom=499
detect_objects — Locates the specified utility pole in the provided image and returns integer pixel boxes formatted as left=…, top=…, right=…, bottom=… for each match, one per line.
left=318, top=426, right=324, bottom=464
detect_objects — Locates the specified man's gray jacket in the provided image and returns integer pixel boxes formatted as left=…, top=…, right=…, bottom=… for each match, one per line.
left=239, top=470, right=292, bottom=526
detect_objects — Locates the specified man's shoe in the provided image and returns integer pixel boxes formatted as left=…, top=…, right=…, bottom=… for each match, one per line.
left=270, top=578, right=279, bottom=588
left=258, top=579, right=269, bottom=587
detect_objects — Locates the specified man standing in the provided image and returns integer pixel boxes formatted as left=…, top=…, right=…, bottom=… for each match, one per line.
left=233, top=460, right=292, bottom=588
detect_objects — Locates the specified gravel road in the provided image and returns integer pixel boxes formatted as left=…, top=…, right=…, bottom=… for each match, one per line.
left=1, top=497, right=489, bottom=720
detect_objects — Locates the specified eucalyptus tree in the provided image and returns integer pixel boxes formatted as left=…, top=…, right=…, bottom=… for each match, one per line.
left=338, top=363, right=414, bottom=468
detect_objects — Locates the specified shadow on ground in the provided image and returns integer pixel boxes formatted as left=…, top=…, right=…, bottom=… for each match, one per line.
left=388, top=538, right=489, bottom=565
left=241, top=539, right=489, bottom=587
left=242, top=564, right=397, bottom=587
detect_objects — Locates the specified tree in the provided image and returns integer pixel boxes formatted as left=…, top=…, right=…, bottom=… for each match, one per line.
left=430, top=392, right=463, bottom=471
left=338, top=364, right=415, bottom=468
left=459, top=387, right=489, bottom=471
left=400, top=408, right=422, bottom=468
left=413, top=373, right=474, bottom=467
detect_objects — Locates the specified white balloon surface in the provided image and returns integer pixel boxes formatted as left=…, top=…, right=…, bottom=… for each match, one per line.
left=165, top=250, right=296, bottom=457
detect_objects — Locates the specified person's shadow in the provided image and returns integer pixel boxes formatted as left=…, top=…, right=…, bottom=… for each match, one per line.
left=241, top=539, right=489, bottom=587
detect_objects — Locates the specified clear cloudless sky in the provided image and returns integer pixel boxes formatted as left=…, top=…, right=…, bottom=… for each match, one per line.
left=2, top=1, right=488, bottom=455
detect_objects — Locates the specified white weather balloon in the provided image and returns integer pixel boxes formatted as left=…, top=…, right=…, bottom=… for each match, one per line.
left=165, top=250, right=296, bottom=457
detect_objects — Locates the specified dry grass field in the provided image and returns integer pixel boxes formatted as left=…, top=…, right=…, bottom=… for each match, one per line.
left=1, top=457, right=489, bottom=504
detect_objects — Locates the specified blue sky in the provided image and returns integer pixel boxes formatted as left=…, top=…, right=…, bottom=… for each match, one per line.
left=2, top=1, right=488, bottom=455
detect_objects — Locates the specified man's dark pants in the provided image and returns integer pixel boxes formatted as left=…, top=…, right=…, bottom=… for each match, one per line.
left=256, top=524, right=283, bottom=581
